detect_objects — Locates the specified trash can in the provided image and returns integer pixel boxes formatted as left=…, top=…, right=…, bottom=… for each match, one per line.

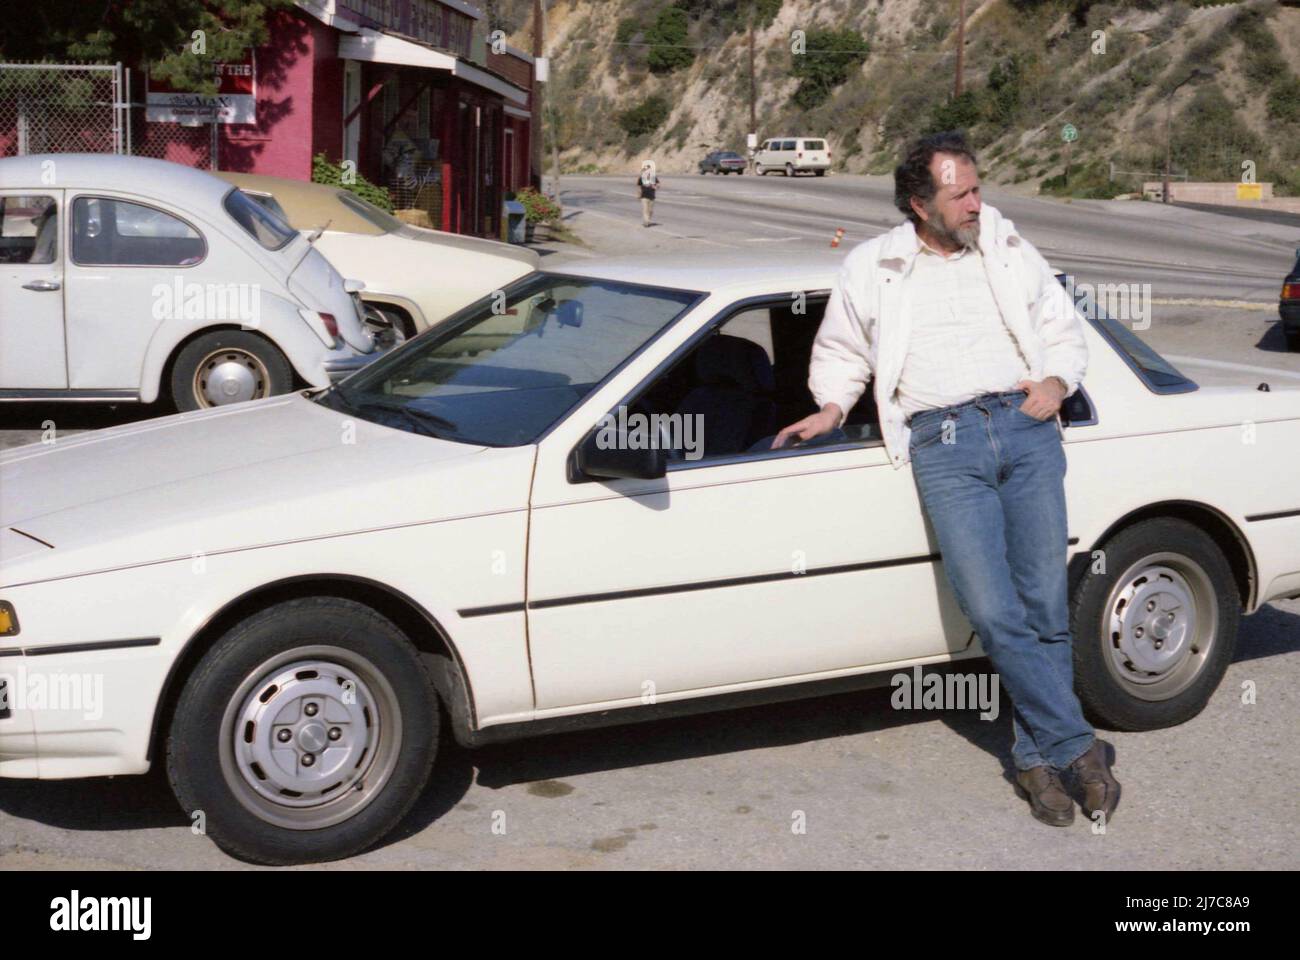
left=503, top=200, right=527, bottom=244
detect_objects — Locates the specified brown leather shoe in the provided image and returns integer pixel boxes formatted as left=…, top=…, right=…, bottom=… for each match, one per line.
left=1013, top=765, right=1075, bottom=826
left=1068, top=739, right=1121, bottom=822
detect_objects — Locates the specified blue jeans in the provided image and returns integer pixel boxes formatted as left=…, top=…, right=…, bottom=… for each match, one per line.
left=908, top=389, right=1095, bottom=772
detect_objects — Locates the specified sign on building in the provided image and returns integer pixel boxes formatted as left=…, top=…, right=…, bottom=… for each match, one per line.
left=146, top=52, right=257, bottom=125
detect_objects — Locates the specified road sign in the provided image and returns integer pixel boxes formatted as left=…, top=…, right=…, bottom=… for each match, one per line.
left=1062, top=123, right=1078, bottom=142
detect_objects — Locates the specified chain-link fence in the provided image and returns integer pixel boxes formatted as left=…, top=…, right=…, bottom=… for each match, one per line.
left=0, top=63, right=124, bottom=157
left=1, top=61, right=216, bottom=169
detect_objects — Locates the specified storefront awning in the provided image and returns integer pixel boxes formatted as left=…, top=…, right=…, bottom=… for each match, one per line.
left=339, top=28, right=528, bottom=106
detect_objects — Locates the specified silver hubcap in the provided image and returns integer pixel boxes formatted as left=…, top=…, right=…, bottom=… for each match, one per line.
left=194, top=348, right=270, bottom=407
left=1103, top=553, right=1216, bottom=701
left=219, top=646, right=403, bottom=830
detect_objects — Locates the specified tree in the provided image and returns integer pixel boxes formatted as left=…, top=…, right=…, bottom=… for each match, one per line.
left=645, top=5, right=694, bottom=74
left=789, top=29, right=870, bottom=110
left=0, top=0, right=293, bottom=94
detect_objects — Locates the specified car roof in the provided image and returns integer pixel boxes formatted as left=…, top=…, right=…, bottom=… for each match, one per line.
left=547, top=250, right=846, bottom=296
left=0, top=154, right=232, bottom=206
left=217, top=172, right=395, bottom=236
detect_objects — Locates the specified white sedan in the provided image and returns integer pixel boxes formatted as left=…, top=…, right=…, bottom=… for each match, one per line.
left=0, top=155, right=379, bottom=411
left=2, top=253, right=1299, bottom=864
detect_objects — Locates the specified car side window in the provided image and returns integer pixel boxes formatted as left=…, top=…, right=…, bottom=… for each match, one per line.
left=616, top=295, right=881, bottom=468
left=0, top=195, right=57, bottom=265
left=72, top=196, right=206, bottom=267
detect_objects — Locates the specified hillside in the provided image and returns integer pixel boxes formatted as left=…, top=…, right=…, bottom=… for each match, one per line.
left=505, top=0, right=1300, bottom=197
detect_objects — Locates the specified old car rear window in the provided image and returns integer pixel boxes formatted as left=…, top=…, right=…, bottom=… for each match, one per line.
left=224, top=188, right=297, bottom=250
left=336, top=191, right=403, bottom=234
left=803, top=140, right=826, bottom=150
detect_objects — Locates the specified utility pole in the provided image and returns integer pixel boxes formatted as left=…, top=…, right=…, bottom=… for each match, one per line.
left=531, top=0, right=544, bottom=190
left=748, top=9, right=756, bottom=133
left=538, top=0, right=561, bottom=215
left=954, top=0, right=966, bottom=98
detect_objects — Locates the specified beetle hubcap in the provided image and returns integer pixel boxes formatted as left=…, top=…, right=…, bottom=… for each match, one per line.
left=1103, top=553, right=1216, bottom=701
left=219, top=647, right=403, bottom=830
left=194, top=348, right=269, bottom=407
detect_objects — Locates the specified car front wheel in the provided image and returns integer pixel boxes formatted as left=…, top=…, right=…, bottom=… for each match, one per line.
left=1070, top=518, right=1240, bottom=731
left=170, top=330, right=293, bottom=412
left=166, top=597, right=439, bottom=864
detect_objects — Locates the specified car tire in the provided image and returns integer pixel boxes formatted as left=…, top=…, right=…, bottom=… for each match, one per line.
left=738, top=168, right=745, bottom=175
left=170, top=329, right=293, bottom=412
left=166, top=596, right=439, bottom=865
left=1069, top=517, right=1240, bottom=732
left=1285, top=330, right=1300, bottom=352
left=756, top=164, right=765, bottom=175
left=815, top=169, right=826, bottom=177
left=785, top=163, right=794, bottom=177
left=699, top=168, right=707, bottom=175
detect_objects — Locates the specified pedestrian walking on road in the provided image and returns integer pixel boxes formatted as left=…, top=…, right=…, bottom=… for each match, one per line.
left=636, top=160, right=660, bottom=227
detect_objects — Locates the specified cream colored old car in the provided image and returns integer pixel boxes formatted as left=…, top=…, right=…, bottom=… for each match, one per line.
left=218, top=173, right=539, bottom=343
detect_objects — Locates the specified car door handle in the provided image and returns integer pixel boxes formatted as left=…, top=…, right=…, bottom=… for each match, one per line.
left=22, top=279, right=61, bottom=292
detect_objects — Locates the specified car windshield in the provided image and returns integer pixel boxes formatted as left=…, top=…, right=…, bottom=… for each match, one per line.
left=1067, top=280, right=1196, bottom=392
left=224, top=188, right=298, bottom=250
left=321, top=273, right=702, bottom=445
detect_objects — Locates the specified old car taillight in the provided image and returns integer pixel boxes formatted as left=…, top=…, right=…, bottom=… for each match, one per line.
left=319, top=313, right=340, bottom=338
left=1283, top=282, right=1300, bottom=301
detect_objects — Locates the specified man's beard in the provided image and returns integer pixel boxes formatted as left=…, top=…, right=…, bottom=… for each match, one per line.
left=925, top=206, right=981, bottom=251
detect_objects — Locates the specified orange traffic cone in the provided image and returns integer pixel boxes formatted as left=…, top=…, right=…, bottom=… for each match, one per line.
left=830, top=227, right=845, bottom=248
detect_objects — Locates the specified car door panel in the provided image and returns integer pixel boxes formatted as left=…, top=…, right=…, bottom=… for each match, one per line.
left=0, top=190, right=67, bottom=388
left=526, top=445, right=973, bottom=710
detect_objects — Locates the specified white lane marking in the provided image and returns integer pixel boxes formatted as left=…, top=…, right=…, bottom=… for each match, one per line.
left=1150, top=297, right=1275, bottom=310
left=1164, top=355, right=1300, bottom=380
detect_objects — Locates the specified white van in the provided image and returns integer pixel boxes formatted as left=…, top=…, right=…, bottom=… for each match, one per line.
left=754, top=137, right=831, bottom=176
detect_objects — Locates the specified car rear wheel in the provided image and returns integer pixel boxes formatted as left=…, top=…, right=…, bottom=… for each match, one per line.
left=1069, top=518, right=1239, bottom=731
left=815, top=169, right=826, bottom=177
left=1285, top=330, right=1300, bottom=352
left=170, top=330, right=293, bottom=412
left=756, top=164, right=765, bottom=175
left=785, top=163, right=794, bottom=177
left=166, top=597, right=439, bottom=865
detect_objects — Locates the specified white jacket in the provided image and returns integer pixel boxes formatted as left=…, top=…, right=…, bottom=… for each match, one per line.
left=809, top=203, right=1089, bottom=469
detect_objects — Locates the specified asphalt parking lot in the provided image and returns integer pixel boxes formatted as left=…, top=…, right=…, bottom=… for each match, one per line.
left=2, top=182, right=1298, bottom=869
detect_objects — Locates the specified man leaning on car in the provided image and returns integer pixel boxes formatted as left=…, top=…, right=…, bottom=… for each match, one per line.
left=774, top=130, right=1121, bottom=828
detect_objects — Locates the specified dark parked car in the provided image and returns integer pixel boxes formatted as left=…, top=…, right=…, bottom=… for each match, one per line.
left=1282, top=247, right=1300, bottom=351
left=698, top=150, right=748, bottom=175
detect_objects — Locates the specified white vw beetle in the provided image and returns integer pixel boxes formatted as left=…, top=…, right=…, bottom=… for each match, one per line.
left=0, top=155, right=380, bottom=410
left=2, top=252, right=1299, bottom=864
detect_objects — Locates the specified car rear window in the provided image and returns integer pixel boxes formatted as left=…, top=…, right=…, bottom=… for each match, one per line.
left=224, top=188, right=297, bottom=250
left=336, top=190, right=403, bottom=234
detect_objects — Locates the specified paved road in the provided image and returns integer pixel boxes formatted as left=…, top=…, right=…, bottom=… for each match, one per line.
left=554, top=172, right=1295, bottom=303
left=2, top=175, right=1298, bottom=869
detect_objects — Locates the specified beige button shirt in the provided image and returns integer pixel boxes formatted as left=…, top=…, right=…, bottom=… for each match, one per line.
left=895, top=239, right=1031, bottom=420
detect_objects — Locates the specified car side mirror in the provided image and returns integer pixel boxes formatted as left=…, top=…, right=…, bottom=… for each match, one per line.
left=574, top=427, right=667, bottom=480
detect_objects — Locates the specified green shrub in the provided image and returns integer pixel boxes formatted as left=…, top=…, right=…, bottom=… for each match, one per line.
left=645, top=5, right=694, bottom=73
left=311, top=153, right=393, bottom=211
left=790, top=28, right=870, bottom=110
left=1268, top=75, right=1300, bottom=124
left=617, top=94, right=672, bottom=136
left=515, top=186, right=560, bottom=224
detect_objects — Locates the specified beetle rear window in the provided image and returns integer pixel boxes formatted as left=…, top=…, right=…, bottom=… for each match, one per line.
left=224, top=188, right=297, bottom=250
